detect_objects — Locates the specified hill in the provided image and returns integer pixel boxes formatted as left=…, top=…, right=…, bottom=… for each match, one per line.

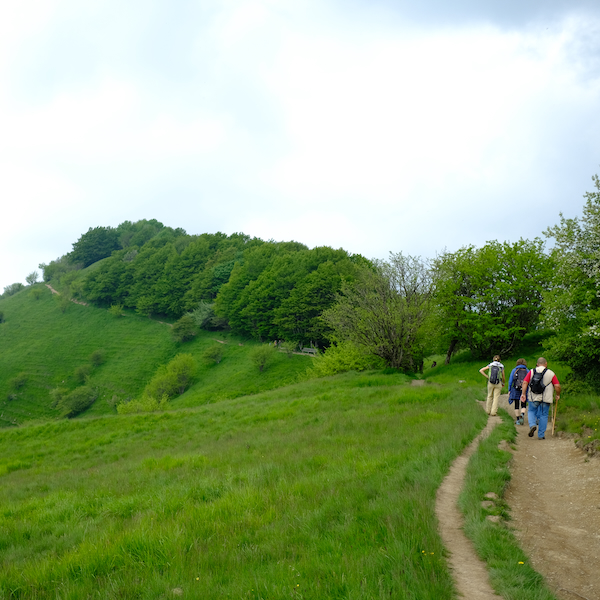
left=0, top=284, right=310, bottom=427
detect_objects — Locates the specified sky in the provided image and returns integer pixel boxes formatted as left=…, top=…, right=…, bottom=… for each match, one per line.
left=1, top=0, right=600, bottom=292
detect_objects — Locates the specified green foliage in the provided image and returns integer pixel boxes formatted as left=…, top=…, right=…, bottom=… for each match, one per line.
left=1, top=282, right=24, bottom=298
left=116, top=395, right=169, bottom=414
left=135, top=296, right=155, bottom=317
left=29, top=286, right=43, bottom=300
left=108, top=304, right=123, bottom=317
left=74, top=364, right=92, bottom=384
left=10, top=373, right=27, bottom=390
left=249, top=344, right=277, bottom=372
left=55, top=292, right=72, bottom=313
left=0, top=310, right=4, bottom=323
left=188, top=301, right=227, bottom=330
left=432, top=239, right=551, bottom=361
left=323, top=253, right=433, bottom=370
left=90, top=349, right=105, bottom=366
left=68, top=226, right=120, bottom=268
left=543, top=174, right=600, bottom=384
left=49, top=387, right=69, bottom=409
left=309, top=341, right=385, bottom=376
left=57, top=386, right=98, bottom=418
left=25, top=271, right=39, bottom=285
left=38, top=255, right=76, bottom=282
left=202, top=344, right=225, bottom=365
left=144, top=354, right=197, bottom=400
left=171, top=314, right=196, bottom=342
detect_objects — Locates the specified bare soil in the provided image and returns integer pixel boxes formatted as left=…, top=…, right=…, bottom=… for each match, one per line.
left=500, top=395, right=600, bottom=600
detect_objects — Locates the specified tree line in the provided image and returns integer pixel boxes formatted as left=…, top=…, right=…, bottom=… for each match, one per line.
left=9, top=173, right=599, bottom=385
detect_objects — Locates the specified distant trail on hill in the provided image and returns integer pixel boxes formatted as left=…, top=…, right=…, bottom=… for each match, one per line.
left=45, top=284, right=88, bottom=306
left=436, top=412, right=504, bottom=599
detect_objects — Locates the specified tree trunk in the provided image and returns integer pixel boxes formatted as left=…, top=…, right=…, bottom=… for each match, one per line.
left=445, top=339, right=458, bottom=365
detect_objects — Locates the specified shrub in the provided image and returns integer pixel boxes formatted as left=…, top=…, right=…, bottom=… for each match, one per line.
left=172, top=314, right=196, bottom=342
left=144, top=354, right=197, bottom=400
left=29, top=287, right=43, bottom=300
left=108, top=304, right=123, bottom=317
left=309, top=341, right=385, bottom=377
left=10, top=373, right=28, bottom=389
left=58, top=386, right=98, bottom=418
left=74, top=364, right=92, bottom=384
left=279, top=341, right=298, bottom=357
left=50, top=387, right=69, bottom=408
left=250, top=345, right=277, bottom=373
left=116, top=395, right=169, bottom=414
left=202, top=344, right=225, bottom=365
left=189, top=302, right=228, bottom=330
left=90, top=349, right=105, bottom=366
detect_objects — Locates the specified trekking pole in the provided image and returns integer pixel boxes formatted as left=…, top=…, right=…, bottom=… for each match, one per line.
left=552, top=396, right=559, bottom=436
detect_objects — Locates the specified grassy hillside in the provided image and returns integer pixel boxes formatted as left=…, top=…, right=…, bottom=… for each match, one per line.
left=0, top=285, right=310, bottom=427
left=1, top=371, right=489, bottom=599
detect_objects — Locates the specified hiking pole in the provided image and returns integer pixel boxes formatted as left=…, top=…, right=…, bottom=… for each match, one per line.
left=552, top=395, right=559, bottom=437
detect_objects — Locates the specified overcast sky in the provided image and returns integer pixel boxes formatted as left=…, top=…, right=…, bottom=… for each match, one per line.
left=1, top=0, right=599, bottom=292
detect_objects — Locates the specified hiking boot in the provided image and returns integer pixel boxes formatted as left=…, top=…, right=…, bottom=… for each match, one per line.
left=539, top=437, right=545, bottom=440
left=519, top=416, right=524, bottom=425
left=528, top=426, right=537, bottom=437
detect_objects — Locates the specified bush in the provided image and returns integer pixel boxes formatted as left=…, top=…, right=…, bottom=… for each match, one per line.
left=58, top=386, right=98, bottom=418
left=50, top=387, right=69, bottom=409
left=74, top=364, right=92, bottom=384
left=29, top=287, right=43, bottom=300
left=249, top=345, right=277, bottom=373
left=90, top=349, right=105, bottom=366
left=10, top=373, right=28, bottom=389
left=189, top=302, right=228, bottom=330
left=116, top=395, right=169, bottom=414
left=309, top=341, right=385, bottom=377
left=202, top=344, right=225, bottom=365
left=144, top=354, right=197, bottom=400
left=172, top=314, right=196, bottom=342
left=278, top=341, right=298, bottom=357
left=108, top=304, right=124, bottom=317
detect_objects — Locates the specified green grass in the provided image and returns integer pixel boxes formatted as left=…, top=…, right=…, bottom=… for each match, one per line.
left=0, top=373, right=486, bottom=599
left=459, top=411, right=558, bottom=600
left=0, top=286, right=310, bottom=426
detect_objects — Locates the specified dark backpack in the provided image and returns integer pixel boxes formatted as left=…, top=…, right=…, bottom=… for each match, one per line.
left=529, top=368, right=548, bottom=394
left=512, top=368, right=527, bottom=391
left=489, top=364, right=501, bottom=385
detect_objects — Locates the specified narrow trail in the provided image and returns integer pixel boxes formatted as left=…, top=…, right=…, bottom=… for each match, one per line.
left=437, top=393, right=600, bottom=600
left=436, top=414, right=504, bottom=599
left=500, top=395, right=600, bottom=600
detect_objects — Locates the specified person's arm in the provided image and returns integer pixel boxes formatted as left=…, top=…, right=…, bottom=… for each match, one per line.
left=508, top=369, right=514, bottom=390
left=520, top=370, right=531, bottom=401
left=552, top=375, right=561, bottom=400
left=501, top=369, right=506, bottom=387
left=479, top=366, right=489, bottom=378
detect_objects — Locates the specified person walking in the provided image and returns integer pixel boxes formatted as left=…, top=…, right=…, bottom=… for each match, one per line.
left=479, top=355, right=505, bottom=416
left=520, top=357, right=561, bottom=440
left=508, top=358, right=529, bottom=425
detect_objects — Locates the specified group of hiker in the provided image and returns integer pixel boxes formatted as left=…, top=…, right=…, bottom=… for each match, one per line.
left=479, top=356, right=561, bottom=440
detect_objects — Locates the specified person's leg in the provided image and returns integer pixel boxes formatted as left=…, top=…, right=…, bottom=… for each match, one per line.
left=485, top=383, right=494, bottom=414
left=537, top=403, right=550, bottom=438
left=490, top=384, right=501, bottom=416
left=528, top=401, right=539, bottom=435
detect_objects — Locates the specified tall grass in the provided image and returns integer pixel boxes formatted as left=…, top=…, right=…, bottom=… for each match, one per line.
left=0, top=372, right=486, bottom=599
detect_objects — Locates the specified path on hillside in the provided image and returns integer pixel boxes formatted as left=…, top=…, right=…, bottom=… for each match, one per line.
left=437, top=393, right=600, bottom=600
left=436, top=414, right=504, bottom=599
left=499, top=394, right=600, bottom=600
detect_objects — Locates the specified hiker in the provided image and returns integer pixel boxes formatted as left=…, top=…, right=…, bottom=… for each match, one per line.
left=520, top=357, right=561, bottom=440
left=508, top=358, right=529, bottom=425
left=479, top=354, right=505, bottom=416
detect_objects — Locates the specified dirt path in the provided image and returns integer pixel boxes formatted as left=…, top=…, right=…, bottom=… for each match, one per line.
left=436, top=414, right=504, bottom=599
left=500, top=395, right=600, bottom=600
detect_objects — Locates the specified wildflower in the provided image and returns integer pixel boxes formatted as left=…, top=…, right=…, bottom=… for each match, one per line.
left=518, top=561, right=524, bottom=564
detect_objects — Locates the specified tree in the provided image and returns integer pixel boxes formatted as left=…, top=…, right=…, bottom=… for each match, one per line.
left=249, top=345, right=277, bottom=372
left=172, top=314, right=196, bottom=342
left=25, top=271, right=39, bottom=285
left=542, top=173, right=600, bottom=384
left=322, top=253, right=433, bottom=371
left=432, top=239, right=552, bottom=362
left=2, top=283, right=25, bottom=298
left=69, top=226, right=120, bottom=268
